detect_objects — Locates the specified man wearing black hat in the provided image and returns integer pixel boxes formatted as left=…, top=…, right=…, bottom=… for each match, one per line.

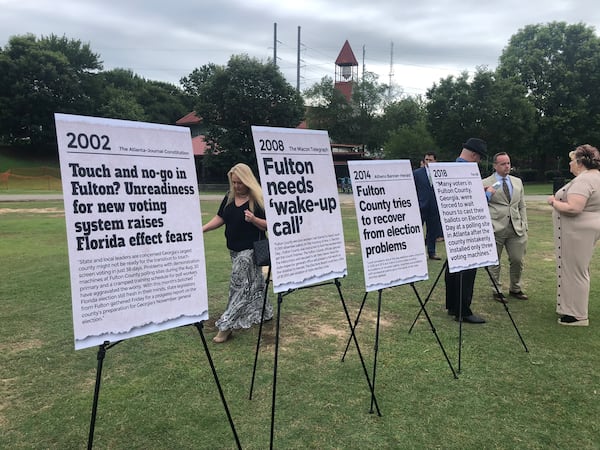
left=445, top=138, right=487, bottom=323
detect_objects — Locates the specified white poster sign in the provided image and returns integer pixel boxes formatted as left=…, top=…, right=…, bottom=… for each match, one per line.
left=55, top=113, right=208, bottom=350
left=251, top=126, right=347, bottom=293
left=430, top=162, right=498, bottom=273
left=349, top=160, right=428, bottom=291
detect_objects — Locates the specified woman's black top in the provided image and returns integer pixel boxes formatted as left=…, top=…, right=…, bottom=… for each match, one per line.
left=217, top=194, right=266, bottom=251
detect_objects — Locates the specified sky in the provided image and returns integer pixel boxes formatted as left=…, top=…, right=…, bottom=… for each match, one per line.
left=2, top=0, right=600, bottom=96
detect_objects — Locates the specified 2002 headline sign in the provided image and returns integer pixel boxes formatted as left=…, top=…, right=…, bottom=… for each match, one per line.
left=55, top=114, right=208, bottom=350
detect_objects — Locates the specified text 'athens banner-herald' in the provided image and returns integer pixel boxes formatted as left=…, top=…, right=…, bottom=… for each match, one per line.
left=251, top=126, right=347, bottom=293
left=349, top=160, right=428, bottom=291
left=55, top=113, right=208, bottom=350
left=430, top=162, right=498, bottom=273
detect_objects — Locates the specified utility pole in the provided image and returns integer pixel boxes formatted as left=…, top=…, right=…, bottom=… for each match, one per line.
left=273, top=23, right=277, bottom=67
left=297, top=26, right=301, bottom=91
left=388, top=41, right=394, bottom=99
left=362, top=45, right=366, bottom=80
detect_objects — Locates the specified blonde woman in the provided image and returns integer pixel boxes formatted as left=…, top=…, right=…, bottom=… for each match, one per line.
left=203, top=163, right=273, bottom=342
left=547, top=144, right=600, bottom=326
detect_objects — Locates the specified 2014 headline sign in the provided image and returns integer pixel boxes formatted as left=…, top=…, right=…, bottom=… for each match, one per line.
left=349, top=160, right=428, bottom=292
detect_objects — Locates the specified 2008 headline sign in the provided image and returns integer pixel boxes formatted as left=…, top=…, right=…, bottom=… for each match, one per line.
left=252, top=126, right=347, bottom=293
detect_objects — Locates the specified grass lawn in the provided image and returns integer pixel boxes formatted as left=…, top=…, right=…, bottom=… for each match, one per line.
left=1, top=197, right=599, bottom=449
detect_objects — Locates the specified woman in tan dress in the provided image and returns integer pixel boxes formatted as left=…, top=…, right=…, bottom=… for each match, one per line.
left=547, top=144, right=600, bottom=326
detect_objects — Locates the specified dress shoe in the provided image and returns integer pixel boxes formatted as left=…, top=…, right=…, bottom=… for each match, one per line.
left=457, top=314, right=486, bottom=324
left=509, top=291, right=529, bottom=300
left=429, top=254, right=442, bottom=260
left=213, top=329, right=232, bottom=343
left=493, top=292, right=507, bottom=304
left=558, top=315, right=589, bottom=326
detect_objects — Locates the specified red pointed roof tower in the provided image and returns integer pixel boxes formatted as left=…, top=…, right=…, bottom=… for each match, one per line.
left=334, top=40, right=359, bottom=102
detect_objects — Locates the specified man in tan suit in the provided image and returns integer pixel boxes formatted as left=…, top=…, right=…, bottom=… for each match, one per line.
left=483, top=152, right=528, bottom=302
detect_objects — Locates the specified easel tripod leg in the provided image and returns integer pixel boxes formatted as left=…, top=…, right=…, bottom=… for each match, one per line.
left=87, top=341, right=108, bottom=450
left=335, top=280, right=381, bottom=416
left=342, top=291, right=368, bottom=361
left=193, top=322, right=242, bottom=450
left=270, top=293, right=284, bottom=450
left=483, top=267, right=529, bottom=352
left=250, top=265, right=272, bottom=399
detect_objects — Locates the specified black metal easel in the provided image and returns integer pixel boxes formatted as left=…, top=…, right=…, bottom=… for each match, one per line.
left=88, top=340, right=122, bottom=450
left=483, top=266, right=529, bottom=353
left=340, top=288, right=385, bottom=414
left=249, top=265, right=271, bottom=400
left=409, top=260, right=529, bottom=372
left=249, top=277, right=380, bottom=450
left=341, top=282, right=458, bottom=397
left=86, top=322, right=241, bottom=450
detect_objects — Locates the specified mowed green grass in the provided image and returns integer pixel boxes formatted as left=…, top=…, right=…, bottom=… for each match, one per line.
left=1, top=198, right=599, bottom=449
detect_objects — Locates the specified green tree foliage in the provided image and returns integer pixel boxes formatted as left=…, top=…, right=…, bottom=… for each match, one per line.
left=350, top=72, right=389, bottom=153
left=0, top=35, right=191, bottom=153
left=383, top=121, right=436, bottom=166
left=96, top=69, right=148, bottom=121
left=303, top=76, right=355, bottom=143
left=98, top=69, right=192, bottom=123
left=181, top=55, right=305, bottom=177
left=381, top=97, right=437, bottom=164
left=426, top=68, right=536, bottom=169
left=0, top=34, right=102, bottom=148
left=497, top=22, right=600, bottom=166
left=303, top=72, right=388, bottom=154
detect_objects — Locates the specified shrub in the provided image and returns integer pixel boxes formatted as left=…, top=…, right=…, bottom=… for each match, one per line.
left=513, top=168, right=538, bottom=182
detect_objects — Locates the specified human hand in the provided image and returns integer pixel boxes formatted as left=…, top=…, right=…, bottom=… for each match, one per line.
left=547, top=195, right=555, bottom=206
left=244, top=209, right=255, bottom=223
left=488, top=180, right=501, bottom=195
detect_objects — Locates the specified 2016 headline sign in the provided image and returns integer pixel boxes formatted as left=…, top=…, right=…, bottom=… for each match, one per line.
left=430, top=162, right=498, bottom=273
left=252, top=126, right=347, bottom=293
left=349, top=160, right=428, bottom=291
left=55, top=113, right=208, bottom=350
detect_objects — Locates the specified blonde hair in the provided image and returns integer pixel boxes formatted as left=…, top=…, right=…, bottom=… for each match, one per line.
left=226, top=163, right=264, bottom=211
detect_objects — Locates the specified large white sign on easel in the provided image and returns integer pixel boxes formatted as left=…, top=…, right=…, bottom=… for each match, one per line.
left=349, top=160, right=428, bottom=291
left=55, top=113, right=208, bottom=350
left=430, top=162, right=498, bottom=273
left=251, top=126, right=347, bottom=293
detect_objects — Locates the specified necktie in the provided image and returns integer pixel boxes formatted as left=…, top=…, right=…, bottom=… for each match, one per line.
left=502, top=178, right=511, bottom=201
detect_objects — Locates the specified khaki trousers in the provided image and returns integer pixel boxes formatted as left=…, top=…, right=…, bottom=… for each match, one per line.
left=489, top=224, right=527, bottom=293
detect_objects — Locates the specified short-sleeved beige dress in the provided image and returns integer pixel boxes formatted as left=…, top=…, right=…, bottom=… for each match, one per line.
left=553, top=170, right=600, bottom=320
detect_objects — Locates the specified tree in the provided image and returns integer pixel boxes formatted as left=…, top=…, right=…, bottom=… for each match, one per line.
left=0, top=34, right=102, bottom=150
left=303, top=76, right=355, bottom=143
left=425, top=71, right=478, bottom=151
left=0, top=35, right=192, bottom=152
left=303, top=72, right=389, bottom=154
left=497, top=22, right=600, bottom=168
left=383, top=121, right=436, bottom=164
left=181, top=55, right=305, bottom=177
left=380, top=97, right=437, bottom=164
left=97, top=69, right=192, bottom=124
left=426, top=68, right=537, bottom=169
left=96, top=69, right=148, bottom=121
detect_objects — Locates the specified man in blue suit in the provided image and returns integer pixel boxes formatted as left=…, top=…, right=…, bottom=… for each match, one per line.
left=413, top=152, right=443, bottom=260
